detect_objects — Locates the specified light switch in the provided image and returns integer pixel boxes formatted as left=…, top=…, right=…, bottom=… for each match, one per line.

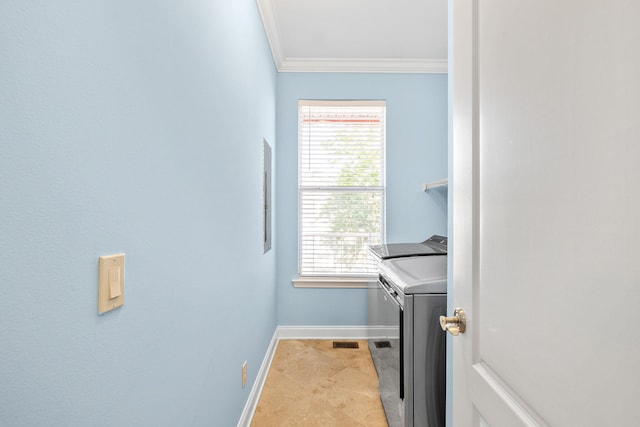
left=108, top=266, right=121, bottom=299
left=98, top=253, right=125, bottom=314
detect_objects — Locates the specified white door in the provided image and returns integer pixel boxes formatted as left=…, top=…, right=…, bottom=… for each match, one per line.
left=450, top=1, right=640, bottom=426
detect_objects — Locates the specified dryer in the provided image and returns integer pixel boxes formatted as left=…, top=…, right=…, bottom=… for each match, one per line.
left=368, top=236, right=448, bottom=427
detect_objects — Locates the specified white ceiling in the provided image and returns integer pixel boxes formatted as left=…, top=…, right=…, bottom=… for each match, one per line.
left=256, top=0, right=448, bottom=73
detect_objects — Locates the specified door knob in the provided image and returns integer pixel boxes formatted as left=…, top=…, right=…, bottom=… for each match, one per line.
left=440, top=308, right=466, bottom=336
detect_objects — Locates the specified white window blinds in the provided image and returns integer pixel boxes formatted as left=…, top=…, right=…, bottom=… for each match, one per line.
left=298, top=100, right=385, bottom=277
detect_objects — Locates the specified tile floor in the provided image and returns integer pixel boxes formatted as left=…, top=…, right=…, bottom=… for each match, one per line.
left=251, top=339, right=388, bottom=427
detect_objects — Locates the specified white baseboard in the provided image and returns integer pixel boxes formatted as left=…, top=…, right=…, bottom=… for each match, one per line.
left=365, top=326, right=398, bottom=340
left=277, top=325, right=371, bottom=340
left=236, top=329, right=279, bottom=427
left=236, top=325, right=377, bottom=426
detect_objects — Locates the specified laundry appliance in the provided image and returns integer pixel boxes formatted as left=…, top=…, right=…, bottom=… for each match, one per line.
left=368, top=236, right=447, bottom=427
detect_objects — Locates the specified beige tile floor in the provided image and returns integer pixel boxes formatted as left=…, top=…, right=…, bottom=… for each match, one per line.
left=251, top=339, right=388, bottom=427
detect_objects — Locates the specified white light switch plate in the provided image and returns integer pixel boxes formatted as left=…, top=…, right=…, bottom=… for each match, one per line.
left=98, top=253, right=125, bottom=314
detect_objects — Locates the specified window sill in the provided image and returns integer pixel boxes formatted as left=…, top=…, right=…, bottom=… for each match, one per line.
left=292, top=276, right=378, bottom=289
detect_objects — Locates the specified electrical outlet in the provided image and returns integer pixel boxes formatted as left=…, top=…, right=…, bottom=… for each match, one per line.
left=242, top=361, right=247, bottom=388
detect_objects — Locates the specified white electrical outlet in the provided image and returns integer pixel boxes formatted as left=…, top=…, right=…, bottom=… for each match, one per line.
left=242, top=361, right=247, bottom=388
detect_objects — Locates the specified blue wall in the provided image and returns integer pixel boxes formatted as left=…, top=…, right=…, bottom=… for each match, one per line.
left=276, top=73, right=448, bottom=325
left=0, top=1, right=276, bottom=426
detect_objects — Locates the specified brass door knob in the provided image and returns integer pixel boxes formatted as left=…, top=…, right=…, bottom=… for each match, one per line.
left=439, top=308, right=467, bottom=336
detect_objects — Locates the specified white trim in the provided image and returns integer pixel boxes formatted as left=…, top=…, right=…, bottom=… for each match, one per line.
left=280, top=58, right=448, bottom=74
left=236, top=326, right=379, bottom=425
left=236, top=328, right=280, bottom=427
left=367, top=326, right=398, bottom=340
left=255, top=0, right=448, bottom=74
left=277, top=325, right=371, bottom=340
left=299, top=99, right=387, bottom=108
left=292, top=276, right=377, bottom=289
left=255, top=0, right=284, bottom=70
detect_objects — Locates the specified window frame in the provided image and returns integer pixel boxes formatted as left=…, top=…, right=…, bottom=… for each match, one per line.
left=295, top=100, right=386, bottom=287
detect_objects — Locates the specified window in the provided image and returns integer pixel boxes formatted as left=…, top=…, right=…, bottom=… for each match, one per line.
left=298, top=100, right=385, bottom=280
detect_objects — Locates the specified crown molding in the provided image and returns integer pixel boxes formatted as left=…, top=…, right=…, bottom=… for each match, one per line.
left=256, top=0, right=448, bottom=74
left=279, top=58, right=448, bottom=74
left=256, top=0, right=284, bottom=69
